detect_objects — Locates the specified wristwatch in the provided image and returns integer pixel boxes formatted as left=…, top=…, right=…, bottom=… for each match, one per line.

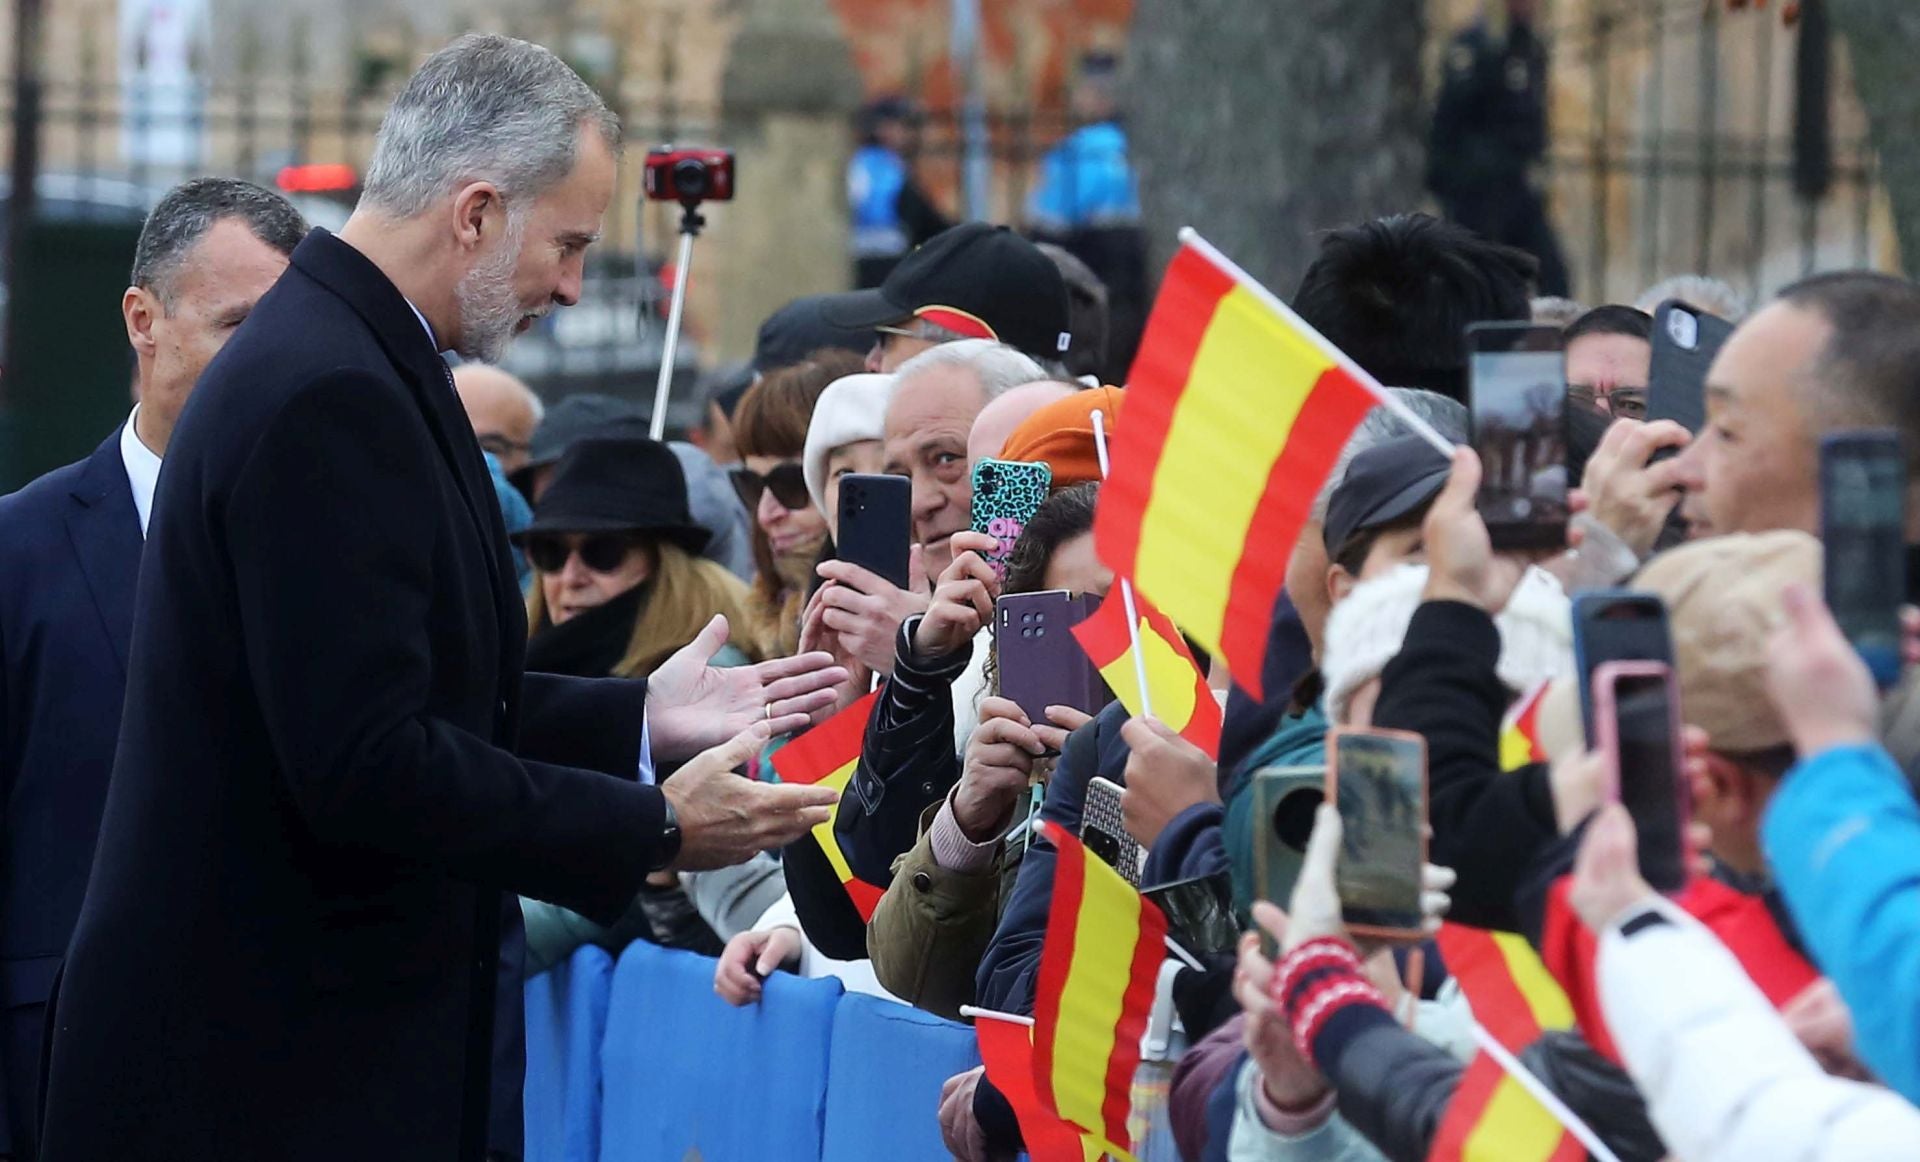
left=650, top=797, right=683, bottom=872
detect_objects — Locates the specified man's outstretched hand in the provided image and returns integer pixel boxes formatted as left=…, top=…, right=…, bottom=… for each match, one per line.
left=663, top=724, right=839, bottom=871
left=648, top=615, right=850, bottom=761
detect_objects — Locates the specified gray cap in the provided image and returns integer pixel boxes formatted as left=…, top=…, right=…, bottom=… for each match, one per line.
left=517, top=393, right=651, bottom=484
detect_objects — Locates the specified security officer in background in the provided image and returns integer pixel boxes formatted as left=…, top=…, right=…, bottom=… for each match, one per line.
left=847, top=96, right=950, bottom=289
left=1428, top=0, right=1570, bottom=296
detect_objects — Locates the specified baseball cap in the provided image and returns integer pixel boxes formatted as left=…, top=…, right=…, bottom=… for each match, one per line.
left=1633, top=530, right=1821, bottom=754
left=1321, top=435, right=1452, bottom=555
left=511, top=393, right=651, bottom=493
left=821, top=222, right=1073, bottom=362
left=752, top=294, right=877, bottom=374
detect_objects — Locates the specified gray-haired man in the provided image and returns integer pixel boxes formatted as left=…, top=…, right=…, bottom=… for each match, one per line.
left=39, top=36, right=845, bottom=1161
left=0, top=176, right=303, bottom=1161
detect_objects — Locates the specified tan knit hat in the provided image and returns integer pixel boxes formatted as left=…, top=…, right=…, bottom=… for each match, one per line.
left=1633, top=530, right=1822, bottom=753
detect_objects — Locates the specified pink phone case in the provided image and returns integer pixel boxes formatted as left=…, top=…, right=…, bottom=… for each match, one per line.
left=1591, top=660, right=1692, bottom=891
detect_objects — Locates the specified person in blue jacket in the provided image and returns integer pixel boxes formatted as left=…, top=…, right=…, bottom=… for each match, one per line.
left=1025, top=55, right=1141, bottom=236
left=848, top=96, right=950, bottom=289
left=1761, top=581, right=1920, bottom=1105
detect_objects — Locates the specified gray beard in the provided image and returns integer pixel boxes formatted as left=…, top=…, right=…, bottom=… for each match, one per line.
left=454, top=227, right=527, bottom=363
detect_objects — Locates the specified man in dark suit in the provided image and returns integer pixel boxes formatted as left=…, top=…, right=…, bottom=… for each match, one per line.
left=0, top=178, right=306, bottom=1161
left=39, top=35, right=845, bottom=1162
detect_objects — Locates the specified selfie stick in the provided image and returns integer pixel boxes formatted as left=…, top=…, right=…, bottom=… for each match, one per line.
left=650, top=202, right=707, bottom=442
left=1469, top=1023, right=1622, bottom=1162
left=1175, top=228, right=1457, bottom=458
left=1090, top=409, right=1155, bottom=720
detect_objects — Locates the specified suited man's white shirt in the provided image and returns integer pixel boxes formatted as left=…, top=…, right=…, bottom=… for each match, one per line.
left=119, top=406, right=162, bottom=538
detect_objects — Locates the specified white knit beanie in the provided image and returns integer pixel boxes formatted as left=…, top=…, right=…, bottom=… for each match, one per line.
left=1321, top=563, right=1574, bottom=725
left=803, top=373, right=896, bottom=515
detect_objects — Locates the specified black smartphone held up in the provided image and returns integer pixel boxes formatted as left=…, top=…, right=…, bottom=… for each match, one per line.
left=835, top=473, right=912, bottom=591
left=1467, top=322, right=1570, bottom=551
left=1571, top=590, right=1674, bottom=748
left=1594, top=662, right=1690, bottom=894
left=1142, top=871, right=1239, bottom=958
left=1326, top=728, right=1429, bottom=941
left=1821, top=430, right=1908, bottom=689
left=995, top=590, right=1110, bottom=726
left=1646, top=300, right=1735, bottom=436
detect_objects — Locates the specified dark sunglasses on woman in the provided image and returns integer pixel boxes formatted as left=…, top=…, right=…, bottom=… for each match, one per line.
left=524, top=533, right=638, bottom=575
left=730, top=461, right=812, bottom=512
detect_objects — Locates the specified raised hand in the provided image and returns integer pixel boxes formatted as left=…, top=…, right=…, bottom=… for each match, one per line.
left=1421, top=447, right=1532, bottom=614
left=954, top=697, right=1047, bottom=842
left=813, top=545, right=931, bottom=677
left=713, top=926, right=802, bottom=1005
left=647, top=615, right=850, bottom=760
left=912, top=531, right=1000, bottom=661
left=1119, top=715, right=1219, bottom=848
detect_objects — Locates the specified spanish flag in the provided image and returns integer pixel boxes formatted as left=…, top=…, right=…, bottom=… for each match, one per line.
left=1032, top=820, right=1166, bottom=1161
left=1429, top=925, right=1582, bottom=1162
left=1094, top=234, right=1387, bottom=698
left=1070, top=589, right=1223, bottom=758
left=973, top=1012, right=1105, bottom=1162
left=1498, top=681, right=1551, bottom=772
left=769, top=693, right=885, bottom=921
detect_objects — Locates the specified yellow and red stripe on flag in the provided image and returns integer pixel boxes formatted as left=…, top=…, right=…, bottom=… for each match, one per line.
left=769, top=692, right=885, bottom=921
left=1428, top=1051, right=1586, bottom=1162
left=1031, top=819, right=1167, bottom=1162
left=1094, top=237, right=1385, bottom=698
left=974, top=1012, right=1106, bottom=1162
left=1071, top=588, right=1223, bottom=759
left=1429, top=925, right=1582, bottom=1162
left=1498, top=681, right=1552, bottom=773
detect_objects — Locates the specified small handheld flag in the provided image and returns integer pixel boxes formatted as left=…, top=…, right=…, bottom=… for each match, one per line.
left=769, top=693, right=886, bottom=921
left=1071, top=587, right=1223, bottom=759
left=1094, top=231, right=1452, bottom=697
left=968, top=1008, right=1104, bottom=1162
left=1031, top=820, right=1167, bottom=1161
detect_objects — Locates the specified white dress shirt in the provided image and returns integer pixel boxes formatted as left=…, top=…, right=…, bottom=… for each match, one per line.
left=119, top=406, right=163, bottom=537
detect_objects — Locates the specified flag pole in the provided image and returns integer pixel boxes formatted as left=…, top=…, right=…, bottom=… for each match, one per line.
left=1468, top=1023, right=1623, bottom=1162
left=1175, top=227, right=1458, bottom=459
left=959, top=1005, right=1035, bottom=1027
left=1090, top=409, right=1155, bottom=720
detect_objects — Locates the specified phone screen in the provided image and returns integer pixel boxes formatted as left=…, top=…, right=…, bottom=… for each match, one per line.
left=1142, top=872, right=1239, bottom=958
left=1611, top=673, right=1687, bottom=892
left=1470, top=326, right=1569, bottom=550
left=1822, top=436, right=1906, bottom=687
left=1332, top=732, right=1426, bottom=933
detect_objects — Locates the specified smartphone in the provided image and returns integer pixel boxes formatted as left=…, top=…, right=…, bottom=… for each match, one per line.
left=1571, top=590, right=1674, bottom=747
left=1467, top=322, right=1570, bottom=551
left=835, top=473, right=912, bottom=591
left=1248, top=765, right=1326, bottom=948
left=995, top=590, right=1110, bottom=726
left=971, top=458, right=1053, bottom=581
left=1082, top=776, right=1144, bottom=886
left=1325, top=728, right=1428, bottom=940
left=1646, top=301, right=1735, bottom=436
left=1593, top=662, right=1689, bottom=893
left=1142, top=871, right=1239, bottom=958
left=1821, top=431, right=1908, bottom=689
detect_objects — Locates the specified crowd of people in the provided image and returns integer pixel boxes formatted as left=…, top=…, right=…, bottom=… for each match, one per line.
left=3, top=26, right=1920, bottom=1162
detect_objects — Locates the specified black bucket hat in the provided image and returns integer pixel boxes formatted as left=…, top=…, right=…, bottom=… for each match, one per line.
left=513, top=437, right=712, bottom=555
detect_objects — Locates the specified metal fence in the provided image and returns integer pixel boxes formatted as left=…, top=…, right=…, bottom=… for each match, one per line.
left=1535, top=0, right=1892, bottom=309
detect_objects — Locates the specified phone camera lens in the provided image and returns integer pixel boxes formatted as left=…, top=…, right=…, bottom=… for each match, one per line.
left=1666, top=309, right=1699, bottom=351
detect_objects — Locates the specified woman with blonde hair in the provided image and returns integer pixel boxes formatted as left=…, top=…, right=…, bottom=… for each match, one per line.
left=514, top=437, right=768, bottom=961
left=519, top=437, right=760, bottom=678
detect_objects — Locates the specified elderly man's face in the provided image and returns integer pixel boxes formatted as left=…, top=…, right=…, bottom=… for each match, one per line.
left=453, top=365, right=540, bottom=474
left=884, top=363, right=989, bottom=578
left=1673, top=301, right=1827, bottom=539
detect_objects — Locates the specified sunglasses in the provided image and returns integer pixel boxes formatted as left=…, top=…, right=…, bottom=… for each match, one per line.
left=731, top=462, right=811, bottom=512
left=524, top=533, right=638, bottom=574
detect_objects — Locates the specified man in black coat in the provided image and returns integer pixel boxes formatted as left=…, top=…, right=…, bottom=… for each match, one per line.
left=0, top=178, right=305, bottom=1161
left=39, top=35, right=843, bottom=1161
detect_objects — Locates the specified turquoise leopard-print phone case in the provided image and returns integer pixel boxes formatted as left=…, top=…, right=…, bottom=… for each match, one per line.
left=970, top=458, right=1053, bottom=580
